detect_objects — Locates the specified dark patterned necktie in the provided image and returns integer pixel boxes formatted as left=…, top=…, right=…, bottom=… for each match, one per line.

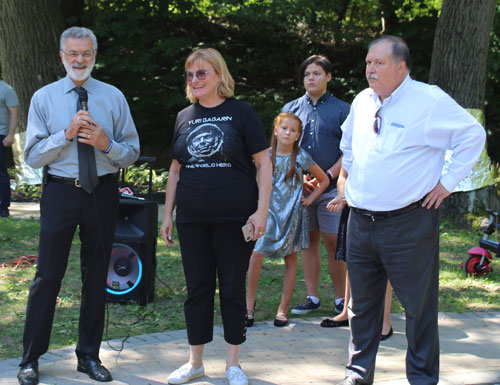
left=74, top=87, right=98, bottom=193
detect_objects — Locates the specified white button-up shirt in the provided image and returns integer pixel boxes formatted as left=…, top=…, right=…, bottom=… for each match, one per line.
left=341, top=75, right=486, bottom=211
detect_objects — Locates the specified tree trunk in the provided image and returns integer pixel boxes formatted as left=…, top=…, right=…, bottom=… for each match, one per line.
left=429, top=0, right=499, bottom=226
left=429, top=0, right=497, bottom=108
left=0, top=0, right=64, bottom=184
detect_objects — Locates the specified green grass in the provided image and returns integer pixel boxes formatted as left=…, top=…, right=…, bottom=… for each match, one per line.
left=0, top=216, right=499, bottom=361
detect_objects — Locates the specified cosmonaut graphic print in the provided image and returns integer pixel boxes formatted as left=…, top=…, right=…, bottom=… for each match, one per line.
left=184, top=116, right=233, bottom=168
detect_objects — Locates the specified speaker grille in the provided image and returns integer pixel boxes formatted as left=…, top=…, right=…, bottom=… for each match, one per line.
left=106, top=243, right=143, bottom=295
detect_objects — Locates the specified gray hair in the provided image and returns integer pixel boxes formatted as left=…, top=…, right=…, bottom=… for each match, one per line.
left=369, top=35, right=411, bottom=72
left=60, top=27, right=98, bottom=52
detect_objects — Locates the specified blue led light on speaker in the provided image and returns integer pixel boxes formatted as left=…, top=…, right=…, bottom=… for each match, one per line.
left=106, top=243, right=144, bottom=296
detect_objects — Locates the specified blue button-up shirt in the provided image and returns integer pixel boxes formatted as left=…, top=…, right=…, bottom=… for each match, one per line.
left=282, top=91, right=350, bottom=191
left=24, top=75, right=140, bottom=178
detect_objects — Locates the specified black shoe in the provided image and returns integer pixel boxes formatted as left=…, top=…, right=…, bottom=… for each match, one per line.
left=380, top=327, right=393, bottom=341
left=291, top=297, right=320, bottom=315
left=273, top=313, right=289, bottom=327
left=17, top=361, right=39, bottom=385
left=77, top=355, right=112, bottom=382
left=0, top=208, right=9, bottom=218
left=320, top=318, right=349, bottom=328
left=334, top=298, right=345, bottom=314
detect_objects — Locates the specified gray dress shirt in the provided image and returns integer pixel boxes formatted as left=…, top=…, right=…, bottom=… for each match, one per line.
left=24, top=75, right=139, bottom=177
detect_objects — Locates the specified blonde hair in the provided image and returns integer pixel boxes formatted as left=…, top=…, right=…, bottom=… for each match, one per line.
left=271, top=112, right=303, bottom=187
left=185, top=48, right=235, bottom=103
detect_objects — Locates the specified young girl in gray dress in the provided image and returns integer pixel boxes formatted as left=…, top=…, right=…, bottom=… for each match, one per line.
left=246, top=112, right=329, bottom=327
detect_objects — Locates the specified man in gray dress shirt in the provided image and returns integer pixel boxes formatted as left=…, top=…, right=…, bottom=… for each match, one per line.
left=18, top=27, right=139, bottom=385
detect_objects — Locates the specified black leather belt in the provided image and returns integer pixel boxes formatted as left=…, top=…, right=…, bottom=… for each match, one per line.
left=352, top=199, right=423, bottom=222
left=47, top=173, right=116, bottom=188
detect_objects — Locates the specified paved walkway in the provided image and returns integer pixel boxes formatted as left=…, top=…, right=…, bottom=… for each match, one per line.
left=7, top=201, right=165, bottom=222
left=1, top=313, right=500, bottom=384
left=4, top=203, right=500, bottom=384
left=7, top=202, right=40, bottom=220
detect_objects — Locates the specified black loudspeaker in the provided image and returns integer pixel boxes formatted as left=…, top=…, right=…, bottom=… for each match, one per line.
left=106, top=198, right=158, bottom=305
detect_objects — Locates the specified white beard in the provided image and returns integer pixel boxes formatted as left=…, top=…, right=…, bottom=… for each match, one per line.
left=63, top=56, right=95, bottom=83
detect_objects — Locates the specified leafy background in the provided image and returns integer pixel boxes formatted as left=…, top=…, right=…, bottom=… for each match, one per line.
left=62, top=0, right=499, bottom=167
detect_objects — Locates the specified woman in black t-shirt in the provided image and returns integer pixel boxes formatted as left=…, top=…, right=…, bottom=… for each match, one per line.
left=160, top=48, right=272, bottom=385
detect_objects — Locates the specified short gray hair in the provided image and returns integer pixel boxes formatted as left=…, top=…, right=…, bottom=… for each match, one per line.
left=369, top=35, right=411, bottom=72
left=60, top=27, right=98, bottom=52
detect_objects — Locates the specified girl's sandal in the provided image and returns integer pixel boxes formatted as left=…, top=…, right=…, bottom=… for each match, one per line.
left=273, top=312, right=289, bottom=327
left=246, top=302, right=256, bottom=327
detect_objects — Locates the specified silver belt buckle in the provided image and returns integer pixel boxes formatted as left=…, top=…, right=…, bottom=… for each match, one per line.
left=74, top=178, right=81, bottom=188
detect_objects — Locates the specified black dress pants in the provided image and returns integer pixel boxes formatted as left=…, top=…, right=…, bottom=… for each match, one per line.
left=177, top=221, right=254, bottom=346
left=20, top=177, right=118, bottom=365
left=346, top=205, right=440, bottom=385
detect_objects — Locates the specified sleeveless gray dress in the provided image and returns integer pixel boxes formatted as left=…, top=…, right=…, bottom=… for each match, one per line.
left=254, top=148, right=315, bottom=259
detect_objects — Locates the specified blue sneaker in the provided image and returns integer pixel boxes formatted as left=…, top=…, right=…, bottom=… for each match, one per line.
left=334, top=298, right=345, bottom=314
left=291, top=297, right=321, bottom=315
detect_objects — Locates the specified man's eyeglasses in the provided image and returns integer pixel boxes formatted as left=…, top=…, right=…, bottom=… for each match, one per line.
left=62, top=50, right=94, bottom=59
left=184, top=70, right=208, bottom=82
left=373, top=108, right=382, bottom=134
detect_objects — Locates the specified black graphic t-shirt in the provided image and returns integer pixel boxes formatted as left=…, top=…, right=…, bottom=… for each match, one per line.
left=172, top=97, right=269, bottom=223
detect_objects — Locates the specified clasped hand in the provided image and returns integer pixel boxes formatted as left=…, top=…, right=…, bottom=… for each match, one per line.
left=66, top=111, right=110, bottom=151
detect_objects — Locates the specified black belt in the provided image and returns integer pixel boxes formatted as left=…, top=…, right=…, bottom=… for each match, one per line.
left=47, top=173, right=116, bottom=188
left=352, top=199, right=423, bottom=222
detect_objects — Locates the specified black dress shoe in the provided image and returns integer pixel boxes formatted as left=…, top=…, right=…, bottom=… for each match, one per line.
left=17, top=361, right=39, bottom=385
left=380, top=327, right=393, bottom=341
left=77, top=355, right=112, bottom=382
left=320, top=318, right=349, bottom=328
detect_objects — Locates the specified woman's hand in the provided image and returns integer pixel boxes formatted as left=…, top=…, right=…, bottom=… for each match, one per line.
left=250, top=148, right=272, bottom=242
left=247, top=211, right=268, bottom=241
left=160, top=215, right=175, bottom=246
left=160, top=159, right=181, bottom=247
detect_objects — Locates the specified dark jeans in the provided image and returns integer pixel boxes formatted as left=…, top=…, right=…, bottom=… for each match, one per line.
left=177, top=221, right=254, bottom=346
left=0, top=135, right=11, bottom=210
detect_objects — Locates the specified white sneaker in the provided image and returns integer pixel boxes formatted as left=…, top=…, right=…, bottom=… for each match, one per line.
left=167, top=362, right=205, bottom=384
left=226, top=366, right=248, bottom=385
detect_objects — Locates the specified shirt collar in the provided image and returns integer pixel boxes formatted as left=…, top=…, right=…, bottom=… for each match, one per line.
left=305, top=90, right=330, bottom=106
left=369, top=74, right=411, bottom=107
left=63, top=74, right=96, bottom=95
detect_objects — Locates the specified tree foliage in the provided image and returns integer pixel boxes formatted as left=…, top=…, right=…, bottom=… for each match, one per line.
left=1, top=0, right=498, bottom=167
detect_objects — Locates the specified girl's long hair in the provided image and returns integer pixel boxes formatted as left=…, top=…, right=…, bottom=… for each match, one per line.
left=271, top=112, right=303, bottom=187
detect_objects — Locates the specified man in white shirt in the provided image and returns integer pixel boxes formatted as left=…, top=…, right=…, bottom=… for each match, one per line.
left=334, top=36, right=485, bottom=385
